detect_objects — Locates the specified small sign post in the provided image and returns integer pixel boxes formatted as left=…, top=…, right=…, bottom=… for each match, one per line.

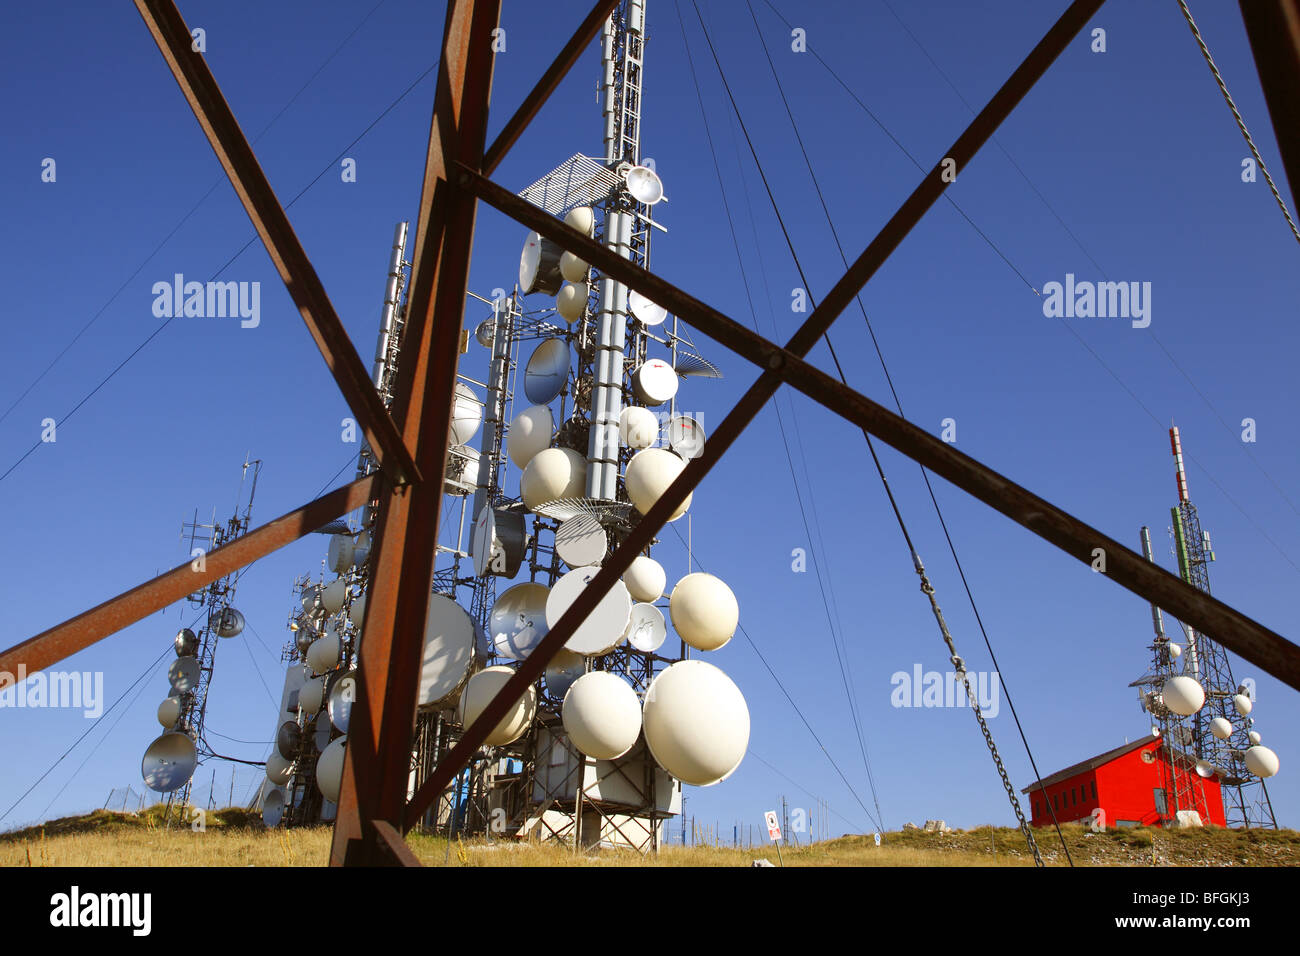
left=764, top=810, right=784, bottom=866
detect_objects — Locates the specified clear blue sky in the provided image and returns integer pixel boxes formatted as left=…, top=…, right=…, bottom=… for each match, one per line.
left=1, top=0, right=1296, bottom=839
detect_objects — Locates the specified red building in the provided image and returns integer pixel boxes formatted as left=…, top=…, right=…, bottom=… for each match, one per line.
left=1022, top=737, right=1226, bottom=828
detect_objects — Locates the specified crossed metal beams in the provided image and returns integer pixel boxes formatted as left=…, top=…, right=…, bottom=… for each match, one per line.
left=3, top=0, right=1298, bottom=867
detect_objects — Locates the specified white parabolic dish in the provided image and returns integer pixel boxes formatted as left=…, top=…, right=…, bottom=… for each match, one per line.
left=546, top=565, right=632, bottom=656
left=142, top=732, right=197, bottom=793
left=490, top=582, right=550, bottom=660
left=643, top=660, right=749, bottom=786
left=317, top=735, right=347, bottom=802
left=459, top=666, right=537, bottom=746
left=419, top=594, right=476, bottom=707
left=168, top=657, right=200, bottom=694
left=562, top=671, right=642, bottom=760
left=625, top=602, right=667, bottom=652
left=524, top=338, right=570, bottom=405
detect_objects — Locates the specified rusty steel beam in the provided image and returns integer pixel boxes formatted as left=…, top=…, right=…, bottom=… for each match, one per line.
left=330, top=0, right=501, bottom=866
left=1238, top=0, right=1300, bottom=213
left=134, top=0, right=418, bottom=485
left=369, top=819, right=423, bottom=866
left=405, top=0, right=1113, bottom=827
left=0, top=476, right=375, bottom=678
left=460, top=164, right=1300, bottom=693
left=482, top=0, right=619, bottom=175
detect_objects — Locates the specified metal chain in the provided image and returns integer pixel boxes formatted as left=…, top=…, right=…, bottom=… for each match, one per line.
left=915, top=553, right=1045, bottom=867
left=1176, top=0, right=1300, bottom=246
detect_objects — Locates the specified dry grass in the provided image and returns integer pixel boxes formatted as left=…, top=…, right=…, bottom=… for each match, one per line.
left=3, top=810, right=1296, bottom=867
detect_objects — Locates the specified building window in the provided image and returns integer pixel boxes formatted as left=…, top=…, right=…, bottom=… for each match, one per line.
left=1071, top=788, right=1077, bottom=807
left=1053, top=794, right=1058, bottom=811
left=1091, top=781, right=1097, bottom=801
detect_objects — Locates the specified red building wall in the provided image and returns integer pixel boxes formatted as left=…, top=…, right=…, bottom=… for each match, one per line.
left=1028, top=739, right=1226, bottom=828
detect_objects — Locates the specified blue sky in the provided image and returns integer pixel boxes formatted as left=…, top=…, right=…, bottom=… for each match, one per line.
left=1, top=0, right=1297, bottom=841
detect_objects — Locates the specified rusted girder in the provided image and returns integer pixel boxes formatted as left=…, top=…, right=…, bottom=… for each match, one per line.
left=0, top=476, right=375, bottom=678
left=329, top=0, right=501, bottom=867
left=404, top=0, right=1117, bottom=826
left=134, top=0, right=418, bottom=485
left=1238, top=0, right=1300, bottom=213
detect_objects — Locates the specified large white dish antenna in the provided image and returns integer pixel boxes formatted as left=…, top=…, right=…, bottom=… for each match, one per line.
left=1161, top=676, right=1205, bottom=717
left=643, top=660, right=748, bottom=786
left=624, top=602, right=667, bottom=652
left=556, top=282, right=588, bottom=323
left=319, top=577, right=348, bottom=615
left=174, top=628, right=198, bottom=657
left=631, top=359, right=678, bottom=406
left=666, top=414, right=706, bottom=460
left=328, top=670, right=356, bottom=732
left=419, top=594, right=476, bottom=707
left=623, top=555, right=666, bottom=603
left=524, top=338, right=571, bottom=405
left=276, top=721, right=302, bottom=760
left=299, top=676, right=325, bottom=715
left=327, top=534, right=356, bottom=573
left=562, top=672, right=642, bottom=760
left=520, top=231, right=564, bottom=295
left=445, top=444, right=480, bottom=495
left=168, top=657, right=200, bottom=694
left=546, top=565, right=632, bottom=656
left=670, top=572, right=739, bottom=651
left=307, top=632, right=341, bottom=675
left=214, top=607, right=245, bottom=638
left=1210, top=717, right=1233, bottom=740
left=521, top=447, right=587, bottom=512
left=560, top=250, right=589, bottom=283
left=142, top=732, right=198, bottom=793
left=459, top=666, right=537, bottom=746
left=1244, top=745, right=1279, bottom=778
left=619, top=405, right=659, bottom=449
left=317, top=735, right=347, bottom=802
left=1233, top=694, right=1253, bottom=716
left=471, top=504, right=526, bottom=578
left=555, top=513, right=608, bottom=568
left=624, top=447, right=691, bottom=521
left=564, top=206, right=595, bottom=236
left=544, top=648, right=586, bottom=699
left=312, top=716, right=332, bottom=752
left=266, top=751, right=294, bottom=786
left=157, top=696, right=183, bottom=728
left=450, top=382, right=484, bottom=445
left=262, top=788, right=285, bottom=828
left=489, top=582, right=550, bottom=660
left=507, top=404, right=554, bottom=470
left=625, top=165, right=665, bottom=205
left=347, top=592, right=367, bottom=630
left=628, top=289, right=667, bottom=326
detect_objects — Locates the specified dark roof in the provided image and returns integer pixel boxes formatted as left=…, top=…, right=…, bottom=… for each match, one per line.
left=1021, top=738, right=1155, bottom=793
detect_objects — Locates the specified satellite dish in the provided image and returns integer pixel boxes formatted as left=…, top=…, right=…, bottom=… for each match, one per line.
left=474, top=318, right=496, bottom=349
left=294, top=624, right=316, bottom=655
left=625, top=165, right=665, bottom=205
left=1244, top=745, right=1280, bottom=778
left=619, top=405, right=659, bottom=449
left=301, top=585, right=321, bottom=616
left=214, top=607, right=244, bottom=638
left=560, top=250, right=589, bottom=283
left=1161, top=676, right=1205, bottom=717
left=266, top=751, right=294, bottom=787
left=262, top=788, right=285, bottom=828
left=1233, top=694, right=1253, bottom=717
left=623, top=555, right=667, bottom=602
left=157, top=696, right=183, bottom=729
left=317, top=735, right=348, bottom=802
left=556, top=282, right=588, bottom=323
left=489, top=582, right=550, bottom=660
left=625, top=602, right=667, bottom=652
left=562, top=672, right=642, bottom=760
left=276, top=721, right=302, bottom=760
left=319, top=577, right=348, bottom=615
left=1195, top=759, right=1215, bottom=779
left=1210, top=717, right=1233, bottom=740
left=142, top=732, right=197, bottom=793
left=508, top=405, right=554, bottom=470
left=299, top=676, right=325, bottom=715
left=631, top=359, right=678, bottom=406
left=628, top=289, right=667, bottom=326
left=419, top=594, right=477, bottom=708
left=524, top=338, right=570, bottom=404
left=565, top=206, right=595, bottom=236
left=168, top=657, right=200, bottom=694
left=328, top=671, right=356, bottom=732
left=347, top=592, right=366, bottom=630
left=458, top=666, right=537, bottom=746
left=642, top=660, right=748, bottom=786
left=625, top=447, right=691, bottom=521
left=520, top=231, right=564, bottom=296
left=174, top=628, right=198, bottom=657
left=451, top=383, right=484, bottom=445
left=544, top=648, right=586, bottom=699
left=307, top=632, right=341, bottom=675
left=327, top=535, right=356, bottom=573
left=520, top=447, right=588, bottom=512
left=545, top=565, right=632, bottom=656
left=445, top=444, right=481, bottom=494
left=555, top=513, right=608, bottom=568
left=666, top=414, right=706, bottom=459
left=312, top=716, right=333, bottom=752
left=471, top=505, right=526, bottom=578
left=670, top=572, right=739, bottom=651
